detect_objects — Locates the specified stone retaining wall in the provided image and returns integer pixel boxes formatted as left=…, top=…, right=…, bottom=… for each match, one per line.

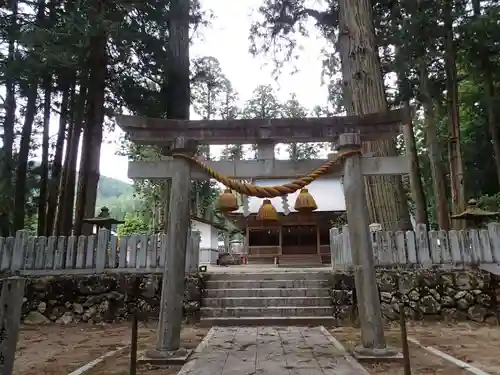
left=331, top=269, right=500, bottom=323
left=21, top=274, right=203, bottom=325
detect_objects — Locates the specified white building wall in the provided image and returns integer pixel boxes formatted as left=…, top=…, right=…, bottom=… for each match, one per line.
left=191, top=220, right=212, bottom=249
left=210, top=227, right=219, bottom=249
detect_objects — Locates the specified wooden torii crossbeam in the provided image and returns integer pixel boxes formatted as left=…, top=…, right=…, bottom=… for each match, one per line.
left=116, top=108, right=411, bottom=360
left=116, top=108, right=405, bottom=145
left=127, top=154, right=409, bottom=180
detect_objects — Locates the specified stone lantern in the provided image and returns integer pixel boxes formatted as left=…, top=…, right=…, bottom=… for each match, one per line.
left=450, top=199, right=499, bottom=229
left=83, top=206, right=125, bottom=233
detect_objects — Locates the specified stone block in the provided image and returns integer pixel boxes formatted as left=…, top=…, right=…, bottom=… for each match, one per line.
left=329, top=268, right=498, bottom=324
left=21, top=273, right=203, bottom=324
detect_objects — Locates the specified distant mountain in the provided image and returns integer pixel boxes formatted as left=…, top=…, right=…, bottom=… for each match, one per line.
left=97, top=176, right=133, bottom=200
left=95, top=176, right=138, bottom=220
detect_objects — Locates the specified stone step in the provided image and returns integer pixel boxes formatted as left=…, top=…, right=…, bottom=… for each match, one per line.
left=205, top=287, right=331, bottom=298
left=201, top=306, right=333, bottom=318
left=203, top=296, right=332, bottom=308
left=277, top=263, right=326, bottom=268
left=200, top=316, right=337, bottom=327
left=278, top=255, right=323, bottom=267
left=205, top=271, right=331, bottom=282
left=205, top=279, right=330, bottom=289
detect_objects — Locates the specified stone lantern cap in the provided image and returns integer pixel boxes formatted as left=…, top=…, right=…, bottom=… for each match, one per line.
left=83, top=206, right=125, bottom=226
left=450, top=199, right=499, bottom=220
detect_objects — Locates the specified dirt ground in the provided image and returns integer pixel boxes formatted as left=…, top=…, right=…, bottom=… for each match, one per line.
left=85, top=325, right=209, bottom=375
left=331, top=321, right=500, bottom=374
left=14, top=322, right=208, bottom=375
left=14, top=321, right=500, bottom=375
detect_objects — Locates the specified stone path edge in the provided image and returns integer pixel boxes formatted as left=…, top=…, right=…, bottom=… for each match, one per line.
left=66, top=345, right=129, bottom=375
left=178, top=327, right=217, bottom=375
left=319, top=326, right=370, bottom=375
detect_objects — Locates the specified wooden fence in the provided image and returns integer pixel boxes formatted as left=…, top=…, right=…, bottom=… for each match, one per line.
left=0, top=229, right=201, bottom=276
left=330, top=222, right=500, bottom=268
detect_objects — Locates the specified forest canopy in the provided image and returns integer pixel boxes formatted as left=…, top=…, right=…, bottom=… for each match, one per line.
left=1, top=0, right=500, bottom=237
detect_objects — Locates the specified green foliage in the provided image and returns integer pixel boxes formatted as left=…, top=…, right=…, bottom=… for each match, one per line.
left=4, top=0, right=500, bottom=237
left=95, top=177, right=142, bottom=220
left=117, top=213, right=149, bottom=236
left=282, top=95, right=325, bottom=160
left=242, top=84, right=282, bottom=119
left=97, top=176, right=133, bottom=200
left=0, top=0, right=211, bottom=235
left=478, top=194, right=500, bottom=213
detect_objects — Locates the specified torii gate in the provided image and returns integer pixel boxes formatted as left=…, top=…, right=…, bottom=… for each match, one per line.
left=116, top=108, right=412, bottom=360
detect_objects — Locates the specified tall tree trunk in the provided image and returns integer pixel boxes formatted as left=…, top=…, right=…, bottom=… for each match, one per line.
left=55, top=76, right=86, bottom=236
left=0, top=0, right=19, bottom=236
left=13, top=0, right=46, bottom=231
left=419, top=64, right=451, bottom=230
left=13, top=83, right=38, bottom=231
left=393, top=36, right=427, bottom=225
left=337, top=0, right=411, bottom=231
left=402, top=105, right=428, bottom=226
left=485, top=78, right=500, bottom=187
left=38, top=76, right=52, bottom=235
left=46, top=76, right=70, bottom=236
left=73, top=1, right=107, bottom=236
left=472, top=0, right=500, bottom=188
left=443, top=0, right=466, bottom=228
left=161, top=0, right=191, bottom=234
left=165, top=1, right=190, bottom=120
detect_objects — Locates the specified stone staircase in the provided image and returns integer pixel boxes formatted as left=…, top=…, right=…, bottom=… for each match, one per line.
left=278, top=254, right=324, bottom=267
left=200, top=271, right=335, bottom=326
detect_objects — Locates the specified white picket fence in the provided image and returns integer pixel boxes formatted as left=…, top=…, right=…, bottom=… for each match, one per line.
left=330, top=222, right=500, bottom=268
left=0, top=229, right=201, bottom=276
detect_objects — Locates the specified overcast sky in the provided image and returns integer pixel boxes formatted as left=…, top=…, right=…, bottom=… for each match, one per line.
left=72, top=0, right=329, bottom=182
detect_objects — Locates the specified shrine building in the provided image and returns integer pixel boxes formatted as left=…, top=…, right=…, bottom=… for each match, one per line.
left=227, top=178, right=346, bottom=266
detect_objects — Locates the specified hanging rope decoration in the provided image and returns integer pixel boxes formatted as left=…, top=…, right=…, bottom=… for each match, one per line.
left=294, top=188, right=318, bottom=212
left=257, top=199, right=280, bottom=221
left=217, top=188, right=238, bottom=212
left=172, top=148, right=361, bottom=199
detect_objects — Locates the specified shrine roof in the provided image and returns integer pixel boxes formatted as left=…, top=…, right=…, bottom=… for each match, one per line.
left=234, top=178, right=345, bottom=214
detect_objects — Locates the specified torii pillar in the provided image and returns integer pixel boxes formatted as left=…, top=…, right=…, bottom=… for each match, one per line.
left=146, top=136, right=193, bottom=362
left=339, top=133, right=399, bottom=359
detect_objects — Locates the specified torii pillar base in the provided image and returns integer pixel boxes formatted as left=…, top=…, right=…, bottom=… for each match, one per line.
left=140, top=348, right=193, bottom=366
left=353, top=346, right=403, bottom=362
left=339, top=133, right=402, bottom=362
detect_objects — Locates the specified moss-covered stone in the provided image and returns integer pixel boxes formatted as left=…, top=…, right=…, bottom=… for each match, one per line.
left=21, top=273, right=204, bottom=324
left=331, top=268, right=499, bottom=323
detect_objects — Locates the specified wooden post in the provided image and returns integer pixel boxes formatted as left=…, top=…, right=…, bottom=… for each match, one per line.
left=399, top=302, right=412, bottom=375
left=0, top=277, right=26, bottom=375
left=185, top=230, right=200, bottom=273
left=338, top=133, right=396, bottom=357
left=11, top=231, right=28, bottom=272
left=95, top=228, right=109, bottom=273
left=191, top=231, right=200, bottom=272
left=185, top=230, right=193, bottom=274
left=223, top=232, right=230, bottom=252
left=316, top=226, right=321, bottom=256
left=151, top=136, right=192, bottom=356
left=329, top=227, right=340, bottom=267
left=129, top=276, right=141, bottom=375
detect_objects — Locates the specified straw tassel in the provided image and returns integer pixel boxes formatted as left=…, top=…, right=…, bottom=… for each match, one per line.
left=257, top=199, right=280, bottom=221
left=294, top=188, right=318, bottom=212
left=216, top=189, right=238, bottom=212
